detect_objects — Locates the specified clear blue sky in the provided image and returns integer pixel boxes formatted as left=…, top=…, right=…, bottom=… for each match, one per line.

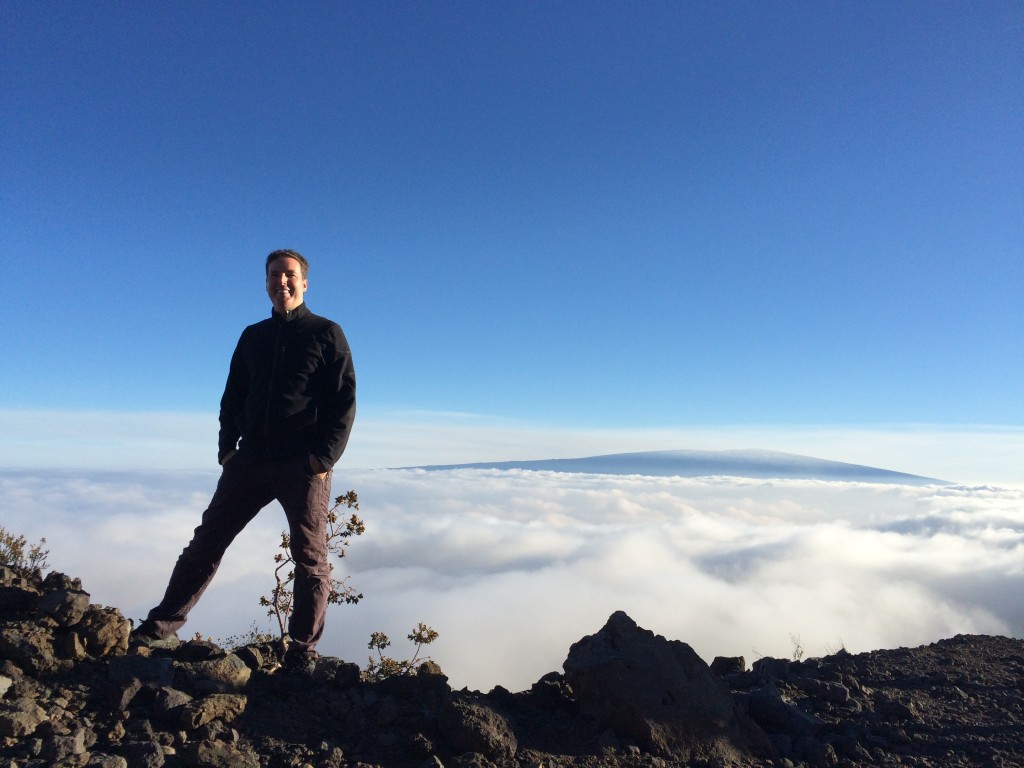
left=3, top=2, right=1022, bottom=434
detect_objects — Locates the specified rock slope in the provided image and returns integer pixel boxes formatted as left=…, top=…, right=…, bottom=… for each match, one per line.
left=1, top=564, right=1022, bottom=767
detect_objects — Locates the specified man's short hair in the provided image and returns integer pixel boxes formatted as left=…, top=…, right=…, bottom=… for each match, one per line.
left=266, top=249, right=310, bottom=279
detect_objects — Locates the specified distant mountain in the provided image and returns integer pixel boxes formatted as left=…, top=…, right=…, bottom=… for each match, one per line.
left=411, top=449, right=951, bottom=485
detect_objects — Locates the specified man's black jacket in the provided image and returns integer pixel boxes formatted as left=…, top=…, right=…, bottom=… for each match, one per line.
left=217, top=303, right=356, bottom=471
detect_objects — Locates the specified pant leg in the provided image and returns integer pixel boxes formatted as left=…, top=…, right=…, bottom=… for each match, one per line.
left=273, top=457, right=333, bottom=653
left=144, top=455, right=273, bottom=637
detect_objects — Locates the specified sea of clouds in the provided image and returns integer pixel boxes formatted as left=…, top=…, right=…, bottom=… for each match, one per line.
left=4, top=467, right=1022, bottom=692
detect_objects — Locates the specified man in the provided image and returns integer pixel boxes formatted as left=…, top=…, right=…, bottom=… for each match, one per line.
left=133, top=249, right=356, bottom=672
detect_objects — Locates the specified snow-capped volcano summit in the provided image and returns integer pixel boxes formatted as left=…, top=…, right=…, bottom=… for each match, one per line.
left=413, top=448, right=950, bottom=485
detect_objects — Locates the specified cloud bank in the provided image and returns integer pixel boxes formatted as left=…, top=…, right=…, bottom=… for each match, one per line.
left=3, top=467, right=1021, bottom=692
left=1, top=408, right=1021, bottom=486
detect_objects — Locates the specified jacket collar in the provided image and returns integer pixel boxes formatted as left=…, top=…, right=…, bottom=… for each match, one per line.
left=272, top=303, right=309, bottom=323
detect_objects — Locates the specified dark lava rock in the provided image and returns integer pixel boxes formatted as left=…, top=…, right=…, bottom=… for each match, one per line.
left=1, top=562, right=1023, bottom=767
left=563, top=610, right=772, bottom=765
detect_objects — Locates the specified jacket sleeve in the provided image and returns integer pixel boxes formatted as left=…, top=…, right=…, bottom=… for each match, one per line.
left=217, top=331, right=249, bottom=463
left=311, top=323, right=357, bottom=471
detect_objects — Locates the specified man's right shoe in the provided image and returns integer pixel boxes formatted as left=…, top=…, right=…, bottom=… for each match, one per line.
left=130, top=629, right=181, bottom=651
left=281, top=649, right=317, bottom=677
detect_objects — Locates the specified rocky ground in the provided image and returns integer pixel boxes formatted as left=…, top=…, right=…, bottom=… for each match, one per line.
left=1, top=563, right=1023, bottom=767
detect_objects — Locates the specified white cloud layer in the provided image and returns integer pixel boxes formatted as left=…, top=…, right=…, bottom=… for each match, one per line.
left=3, top=467, right=1022, bottom=692
left=1, top=408, right=1021, bottom=486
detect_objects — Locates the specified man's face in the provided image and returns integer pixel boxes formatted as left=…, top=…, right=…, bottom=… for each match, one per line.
left=266, top=256, right=308, bottom=313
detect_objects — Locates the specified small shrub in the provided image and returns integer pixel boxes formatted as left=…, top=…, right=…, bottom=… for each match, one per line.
left=250, top=489, right=440, bottom=677
left=823, top=639, right=847, bottom=656
left=211, top=622, right=278, bottom=650
left=790, top=633, right=804, bottom=661
left=0, top=526, right=49, bottom=574
left=259, top=490, right=364, bottom=642
left=363, top=622, right=439, bottom=681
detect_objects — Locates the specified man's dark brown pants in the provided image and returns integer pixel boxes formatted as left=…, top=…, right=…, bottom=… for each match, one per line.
left=143, top=453, right=332, bottom=654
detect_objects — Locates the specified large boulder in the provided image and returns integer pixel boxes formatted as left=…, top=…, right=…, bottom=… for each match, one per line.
left=77, top=605, right=131, bottom=657
left=439, top=694, right=518, bottom=762
left=0, top=696, right=47, bottom=738
left=746, top=684, right=824, bottom=735
left=0, top=620, right=58, bottom=674
left=563, top=611, right=772, bottom=764
left=39, top=588, right=91, bottom=627
left=179, top=693, right=247, bottom=729
left=108, top=654, right=176, bottom=686
left=178, top=652, right=252, bottom=692
left=182, top=739, right=261, bottom=768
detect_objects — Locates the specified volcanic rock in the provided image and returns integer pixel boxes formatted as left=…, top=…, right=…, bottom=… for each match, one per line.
left=1, top=562, right=1023, bottom=767
left=563, top=610, right=771, bottom=764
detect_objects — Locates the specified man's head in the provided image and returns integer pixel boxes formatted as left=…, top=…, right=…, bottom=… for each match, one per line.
left=266, top=249, right=309, bottom=313
left=265, top=249, right=309, bottom=278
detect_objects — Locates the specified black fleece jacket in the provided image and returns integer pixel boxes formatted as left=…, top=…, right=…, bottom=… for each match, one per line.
left=217, top=303, right=356, bottom=471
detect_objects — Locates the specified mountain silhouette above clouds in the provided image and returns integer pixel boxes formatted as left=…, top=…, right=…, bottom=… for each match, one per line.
left=411, top=449, right=951, bottom=485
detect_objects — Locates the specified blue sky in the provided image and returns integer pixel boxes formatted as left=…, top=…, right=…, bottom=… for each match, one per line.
left=2, top=4, right=1023, bottom=682
left=2, top=3, right=1022, bottom=478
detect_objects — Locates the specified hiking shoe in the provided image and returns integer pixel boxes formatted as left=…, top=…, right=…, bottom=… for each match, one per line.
left=281, top=650, right=317, bottom=677
left=130, top=629, right=181, bottom=651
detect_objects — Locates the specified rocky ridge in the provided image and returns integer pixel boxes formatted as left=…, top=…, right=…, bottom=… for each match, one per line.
left=1, top=564, right=1023, bottom=767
